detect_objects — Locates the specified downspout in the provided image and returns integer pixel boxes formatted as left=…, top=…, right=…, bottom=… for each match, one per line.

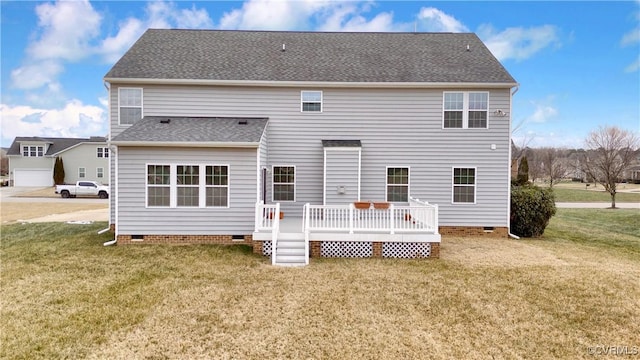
left=101, top=80, right=117, bottom=246
left=508, top=84, right=521, bottom=240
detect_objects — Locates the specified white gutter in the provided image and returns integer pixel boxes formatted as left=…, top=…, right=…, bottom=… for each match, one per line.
left=507, top=83, right=521, bottom=240
left=103, top=77, right=519, bottom=89
left=110, top=141, right=260, bottom=148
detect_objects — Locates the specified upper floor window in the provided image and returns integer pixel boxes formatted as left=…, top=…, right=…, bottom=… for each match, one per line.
left=443, top=92, right=488, bottom=129
left=119, top=88, right=143, bottom=125
left=273, top=166, right=295, bottom=202
left=97, top=147, right=109, bottom=158
left=386, top=167, right=409, bottom=202
left=301, top=91, right=322, bottom=112
left=452, top=167, right=476, bottom=203
left=22, top=145, right=44, bottom=157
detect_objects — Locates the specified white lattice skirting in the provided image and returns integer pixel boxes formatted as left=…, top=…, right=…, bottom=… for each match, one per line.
left=262, top=241, right=272, bottom=256
left=383, top=242, right=431, bottom=258
left=321, top=242, right=373, bottom=258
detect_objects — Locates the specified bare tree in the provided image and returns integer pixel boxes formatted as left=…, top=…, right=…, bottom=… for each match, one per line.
left=539, top=147, right=569, bottom=188
left=582, top=126, right=639, bottom=208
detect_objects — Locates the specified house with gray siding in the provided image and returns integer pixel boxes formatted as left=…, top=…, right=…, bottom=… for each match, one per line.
left=7, top=136, right=109, bottom=187
left=105, top=29, right=518, bottom=265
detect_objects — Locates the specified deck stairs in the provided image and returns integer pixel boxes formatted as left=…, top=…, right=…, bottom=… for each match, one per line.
left=272, top=232, right=306, bottom=267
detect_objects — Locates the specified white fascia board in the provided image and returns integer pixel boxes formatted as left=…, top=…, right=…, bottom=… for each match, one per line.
left=110, top=141, right=260, bottom=148
left=104, top=77, right=519, bottom=89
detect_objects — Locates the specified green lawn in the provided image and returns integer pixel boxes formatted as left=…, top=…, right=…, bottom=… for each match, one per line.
left=552, top=187, right=640, bottom=203
left=1, top=212, right=639, bottom=359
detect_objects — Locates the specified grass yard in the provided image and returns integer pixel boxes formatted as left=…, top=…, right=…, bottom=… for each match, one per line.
left=551, top=182, right=640, bottom=203
left=1, top=209, right=639, bottom=359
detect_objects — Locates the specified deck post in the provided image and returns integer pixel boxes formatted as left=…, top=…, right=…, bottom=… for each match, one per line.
left=389, top=203, right=395, bottom=234
left=349, top=203, right=354, bottom=234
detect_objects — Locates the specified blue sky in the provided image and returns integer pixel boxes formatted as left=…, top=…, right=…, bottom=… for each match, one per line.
left=1, top=0, right=639, bottom=149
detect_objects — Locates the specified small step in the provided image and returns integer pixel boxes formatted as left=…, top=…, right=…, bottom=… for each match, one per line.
left=275, top=254, right=306, bottom=266
left=276, top=248, right=306, bottom=256
left=277, top=240, right=305, bottom=250
left=277, top=232, right=305, bottom=241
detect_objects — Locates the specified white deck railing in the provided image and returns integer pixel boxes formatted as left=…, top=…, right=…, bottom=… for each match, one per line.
left=254, top=201, right=281, bottom=265
left=302, top=197, right=438, bottom=234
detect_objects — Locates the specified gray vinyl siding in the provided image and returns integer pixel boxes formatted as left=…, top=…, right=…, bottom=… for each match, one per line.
left=110, top=84, right=512, bottom=228
left=56, top=143, right=109, bottom=184
left=324, top=149, right=360, bottom=205
left=116, top=147, right=258, bottom=235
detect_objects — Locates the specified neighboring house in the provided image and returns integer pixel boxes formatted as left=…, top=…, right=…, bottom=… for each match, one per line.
left=7, top=137, right=109, bottom=186
left=105, top=29, right=518, bottom=265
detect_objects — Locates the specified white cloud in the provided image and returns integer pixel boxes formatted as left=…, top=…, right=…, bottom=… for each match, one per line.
left=417, top=7, right=468, bottom=33
left=624, top=55, right=640, bottom=73
left=10, top=60, right=63, bottom=90
left=621, top=27, right=640, bottom=46
left=220, top=0, right=328, bottom=30
left=526, top=102, right=558, bottom=124
left=99, top=18, right=146, bottom=64
left=0, top=101, right=107, bottom=142
left=478, top=24, right=561, bottom=61
left=28, top=0, right=102, bottom=61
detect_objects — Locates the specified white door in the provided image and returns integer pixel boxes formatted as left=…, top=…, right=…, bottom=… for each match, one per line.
left=13, top=169, right=53, bottom=187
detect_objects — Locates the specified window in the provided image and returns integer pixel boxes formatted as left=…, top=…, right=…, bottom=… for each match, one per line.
left=301, top=91, right=322, bottom=112
left=453, top=168, right=476, bottom=203
left=22, top=145, right=44, bottom=157
left=147, top=165, right=170, bottom=207
left=79, top=167, right=86, bottom=178
left=97, top=147, right=109, bottom=158
left=273, top=166, right=295, bottom=201
left=206, top=165, right=229, bottom=207
left=97, top=167, right=104, bottom=178
left=386, top=167, right=409, bottom=202
left=443, top=92, right=488, bottom=129
left=177, top=165, right=199, bottom=207
left=119, top=88, right=142, bottom=125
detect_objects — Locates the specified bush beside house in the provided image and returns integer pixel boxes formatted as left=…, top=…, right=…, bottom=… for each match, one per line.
left=510, top=184, right=556, bottom=238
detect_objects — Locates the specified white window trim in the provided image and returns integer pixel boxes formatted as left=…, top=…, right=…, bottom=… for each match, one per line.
left=97, top=147, right=109, bottom=158
left=146, top=164, right=171, bottom=208
left=118, top=87, right=143, bottom=126
left=451, top=166, right=477, bottom=204
left=205, top=164, right=230, bottom=209
left=442, top=92, right=489, bottom=129
left=300, top=90, right=323, bottom=113
left=385, top=166, right=410, bottom=203
left=272, top=165, right=296, bottom=202
left=22, top=145, right=45, bottom=157
left=78, top=167, right=86, bottom=178
left=97, top=167, right=104, bottom=178
left=145, top=164, right=230, bottom=209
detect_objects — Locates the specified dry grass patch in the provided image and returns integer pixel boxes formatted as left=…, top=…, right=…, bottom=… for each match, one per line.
left=1, top=212, right=639, bottom=359
left=1, top=202, right=107, bottom=224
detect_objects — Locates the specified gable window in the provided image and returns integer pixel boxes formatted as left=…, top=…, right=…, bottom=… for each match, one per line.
left=79, top=167, right=86, bottom=178
left=301, top=91, right=322, bottom=112
left=22, top=145, right=44, bottom=157
left=97, top=167, right=104, bottom=178
left=177, top=165, right=199, bottom=207
left=97, top=147, right=109, bottom=158
left=443, top=92, right=488, bottom=129
left=386, top=167, right=409, bottom=202
left=119, top=88, right=143, bottom=125
left=452, top=167, right=476, bottom=203
left=206, top=165, right=229, bottom=207
left=273, top=166, right=295, bottom=201
left=147, top=165, right=170, bottom=207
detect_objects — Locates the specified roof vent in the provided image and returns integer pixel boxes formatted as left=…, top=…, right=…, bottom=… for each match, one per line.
left=282, top=43, right=286, bottom=52
left=238, top=120, right=248, bottom=125
left=466, top=44, right=470, bottom=52
left=160, top=119, right=171, bottom=124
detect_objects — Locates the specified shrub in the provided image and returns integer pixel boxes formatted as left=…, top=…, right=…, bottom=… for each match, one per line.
left=510, top=183, right=556, bottom=237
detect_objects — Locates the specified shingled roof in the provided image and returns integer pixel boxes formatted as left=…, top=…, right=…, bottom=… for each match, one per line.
left=7, top=136, right=106, bottom=156
left=111, top=117, right=268, bottom=146
left=105, top=30, right=516, bottom=84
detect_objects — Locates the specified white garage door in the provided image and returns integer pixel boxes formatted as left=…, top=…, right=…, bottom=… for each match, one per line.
left=14, top=169, right=53, bottom=187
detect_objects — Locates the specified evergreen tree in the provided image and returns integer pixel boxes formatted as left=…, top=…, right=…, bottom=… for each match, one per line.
left=53, top=157, right=65, bottom=185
